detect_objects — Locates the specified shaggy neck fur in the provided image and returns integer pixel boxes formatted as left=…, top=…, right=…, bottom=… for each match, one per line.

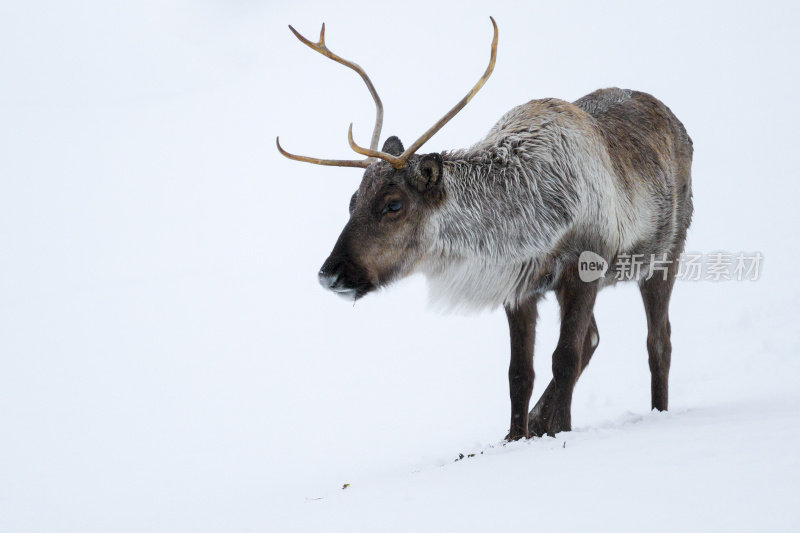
left=418, top=120, right=589, bottom=311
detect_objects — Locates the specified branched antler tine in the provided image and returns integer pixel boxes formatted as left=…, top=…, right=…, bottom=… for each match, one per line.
left=276, top=137, right=371, bottom=168
left=288, top=23, right=383, bottom=151
left=288, top=23, right=323, bottom=49
left=347, top=125, right=404, bottom=169
left=399, top=17, right=499, bottom=162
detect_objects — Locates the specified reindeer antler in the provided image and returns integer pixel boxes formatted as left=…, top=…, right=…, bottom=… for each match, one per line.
left=348, top=17, right=498, bottom=169
left=276, top=23, right=383, bottom=168
left=278, top=18, right=498, bottom=170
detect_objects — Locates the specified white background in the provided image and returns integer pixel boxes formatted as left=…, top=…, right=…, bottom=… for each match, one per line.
left=2, top=1, right=799, bottom=531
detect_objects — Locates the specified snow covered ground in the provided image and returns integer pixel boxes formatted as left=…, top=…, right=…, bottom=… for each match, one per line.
left=2, top=1, right=799, bottom=531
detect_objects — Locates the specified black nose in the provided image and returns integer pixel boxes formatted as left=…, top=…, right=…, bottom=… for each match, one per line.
left=318, top=265, right=358, bottom=300
left=318, top=269, right=339, bottom=290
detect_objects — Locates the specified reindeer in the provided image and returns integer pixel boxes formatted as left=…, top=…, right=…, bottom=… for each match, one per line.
left=277, top=18, right=693, bottom=440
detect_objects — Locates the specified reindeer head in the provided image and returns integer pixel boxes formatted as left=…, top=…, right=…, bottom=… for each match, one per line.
left=277, top=18, right=498, bottom=300
left=318, top=139, right=446, bottom=300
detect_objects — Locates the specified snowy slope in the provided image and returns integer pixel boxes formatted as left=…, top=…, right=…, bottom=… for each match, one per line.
left=1, top=1, right=799, bottom=532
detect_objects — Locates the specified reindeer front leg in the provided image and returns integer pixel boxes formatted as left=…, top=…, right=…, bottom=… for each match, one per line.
left=528, top=313, right=598, bottom=437
left=504, top=296, right=538, bottom=441
left=535, top=272, right=598, bottom=436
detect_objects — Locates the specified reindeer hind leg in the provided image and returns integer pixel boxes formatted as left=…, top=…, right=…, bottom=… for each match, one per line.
left=639, top=258, right=678, bottom=411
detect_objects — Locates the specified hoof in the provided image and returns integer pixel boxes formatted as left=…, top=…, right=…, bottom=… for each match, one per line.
left=504, top=429, right=529, bottom=442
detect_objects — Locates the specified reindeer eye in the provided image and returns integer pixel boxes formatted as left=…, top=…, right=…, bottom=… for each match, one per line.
left=382, top=199, right=403, bottom=216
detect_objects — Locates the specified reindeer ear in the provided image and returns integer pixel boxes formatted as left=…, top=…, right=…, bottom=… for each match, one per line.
left=408, top=153, right=443, bottom=193
left=381, top=136, right=405, bottom=156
